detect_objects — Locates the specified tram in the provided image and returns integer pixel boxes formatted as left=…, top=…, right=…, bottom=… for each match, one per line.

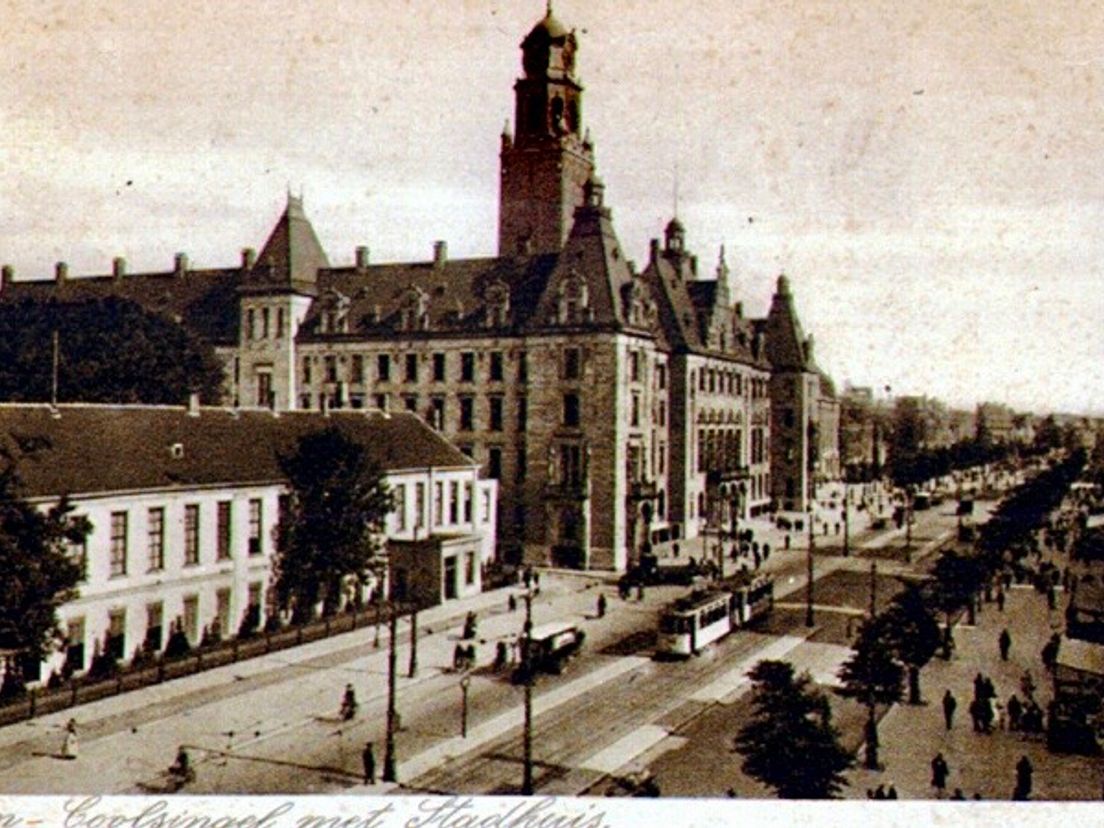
left=511, top=621, right=586, bottom=683
left=655, top=574, right=774, bottom=658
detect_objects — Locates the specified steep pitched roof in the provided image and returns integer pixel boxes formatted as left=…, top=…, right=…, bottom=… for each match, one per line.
left=0, top=269, right=240, bottom=346
left=764, top=274, right=812, bottom=372
left=0, top=404, right=472, bottom=500
left=297, top=253, right=559, bottom=341
left=525, top=178, right=639, bottom=333
left=246, top=194, right=330, bottom=293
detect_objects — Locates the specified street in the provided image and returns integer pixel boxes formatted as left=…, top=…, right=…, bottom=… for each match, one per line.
left=0, top=485, right=1013, bottom=797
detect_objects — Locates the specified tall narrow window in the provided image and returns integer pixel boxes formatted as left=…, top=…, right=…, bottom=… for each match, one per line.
left=184, top=504, right=200, bottom=566
left=449, top=481, right=460, bottom=524
left=248, top=499, right=262, bottom=556
left=460, top=396, right=474, bottom=431
left=147, top=507, right=164, bottom=572
left=564, top=347, right=580, bottom=380
left=435, top=482, right=445, bottom=526
left=488, top=447, right=503, bottom=480
left=517, top=396, right=528, bottom=431
left=415, top=483, right=426, bottom=530
left=377, top=354, right=391, bottom=382
left=351, top=355, right=364, bottom=384
left=405, top=353, right=418, bottom=383
left=460, top=352, right=475, bottom=382
left=489, top=396, right=504, bottom=431
left=490, top=351, right=504, bottom=381
left=433, top=353, right=446, bottom=382
left=302, top=357, right=312, bottom=385
left=394, top=484, right=407, bottom=531
left=517, top=351, right=528, bottom=384
left=110, top=511, right=128, bottom=577
left=217, top=500, right=232, bottom=560
left=563, top=393, right=580, bottom=428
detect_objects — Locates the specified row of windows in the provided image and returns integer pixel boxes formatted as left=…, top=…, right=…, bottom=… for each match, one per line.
left=304, top=350, right=525, bottom=386
left=60, top=584, right=264, bottom=674
left=391, top=481, right=493, bottom=531
left=694, top=367, right=767, bottom=399
left=245, top=307, right=286, bottom=341
left=106, top=500, right=264, bottom=579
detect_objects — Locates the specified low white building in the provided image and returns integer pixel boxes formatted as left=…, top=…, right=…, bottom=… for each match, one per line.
left=0, top=403, right=496, bottom=684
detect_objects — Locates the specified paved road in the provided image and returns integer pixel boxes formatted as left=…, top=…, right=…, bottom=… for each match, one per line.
left=0, top=483, right=993, bottom=796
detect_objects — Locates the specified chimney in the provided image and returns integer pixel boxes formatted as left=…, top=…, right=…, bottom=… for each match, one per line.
left=690, top=255, right=698, bottom=276
left=355, top=246, right=370, bottom=272
left=433, top=240, right=447, bottom=268
left=55, top=262, right=69, bottom=283
left=242, top=247, right=256, bottom=270
left=174, top=252, right=188, bottom=277
left=649, top=239, right=660, bottom=263
left=113, top=257, right=126, bottom=280
left=187, top=392, right=201, bottom=416
left=0, top=265, right=11, bottom=291
left=735, top=301, right=743, bottom=318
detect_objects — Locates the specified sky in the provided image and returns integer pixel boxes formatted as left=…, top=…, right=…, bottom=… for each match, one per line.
left=1, top=0, right=1102, bottom=416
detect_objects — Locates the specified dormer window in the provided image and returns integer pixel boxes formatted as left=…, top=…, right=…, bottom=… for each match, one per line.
left=319, top=290, right=351, bottom=335
left=400, top=286, right=430, bottom=331
left=484, top=280, right=511, bottom=329
left=558, top=272, right=588, bottom=324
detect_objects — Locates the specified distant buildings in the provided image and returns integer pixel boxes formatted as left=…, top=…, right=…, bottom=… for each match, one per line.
left=0, top=8, right=839, bottom=571
left=0, top=404, right=495, bottom=683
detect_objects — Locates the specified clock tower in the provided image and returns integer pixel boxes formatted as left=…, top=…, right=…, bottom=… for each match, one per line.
left=498, top=6, right=595, bottom=257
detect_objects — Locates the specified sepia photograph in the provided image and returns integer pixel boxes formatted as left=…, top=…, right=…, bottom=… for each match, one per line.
left=0, top=0, right=1102, bottom=820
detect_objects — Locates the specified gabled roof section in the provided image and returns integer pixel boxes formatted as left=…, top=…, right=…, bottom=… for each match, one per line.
left=525, top=177, right=640, bottom=334
left=764, top=274, right=812, bottom=372
left=298, top=253, right=558, bottom=340
left=247, top=194, right=330, bottom=293
left=0, top=405, right=473, bottom=500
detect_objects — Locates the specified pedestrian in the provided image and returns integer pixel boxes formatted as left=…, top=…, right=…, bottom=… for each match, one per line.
left=991, top=697, right=1004, bottom=731
left=931, top=752, right=949, bottom=798
left=1014, top=755, right=1033, bottom=800
left=533, top=571, right=541, bottom=590
left=951, top=788, right=966, bottom=801
left=973, top=672, right=986, bottom=701
left=763, top=542, right=770, bottom=560
left=997, top=588, right=1006, bottom=612
left=673, top=542, right=680, bottom=558
left=1042, top=634, right=1060, bottom=673
left=362, top=742, right=376, bottom=785
left=597, top=593, right=607, bottom=618
left=999, top=628, right=1012, bottom=661
left=60, top=718, right=78, bottom=760
left=508, top=593, right=517, bottom=613
left=784, top=533, right=790, bottom=550
left=1008, top=694, right=1023, bottom=731
left=523, top=568, right=532, bottom=589
left=969, top=698, right=982, bottom=732
left=942, top=689, right=957, bottom=730
left=873, top=784, right=886, bottom=800
left=637, top=582, right=645, bottom=601
left=1047, top=584, right=1057, bottom=610
left=887, top=784, right=898, bottom=800
left=494, top=640, right=508, bottom=670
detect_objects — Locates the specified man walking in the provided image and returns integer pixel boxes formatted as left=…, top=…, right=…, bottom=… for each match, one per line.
left=362, top=742, right=376, bottom=785
left=999, top=628, right=1012, bottom=661
left=931, top=752, right=949, bottom=798
left=942, top=689, right=957, bottom=730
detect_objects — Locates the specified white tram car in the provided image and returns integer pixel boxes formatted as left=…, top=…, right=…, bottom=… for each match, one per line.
left=655, top=574, right=774, bottom=658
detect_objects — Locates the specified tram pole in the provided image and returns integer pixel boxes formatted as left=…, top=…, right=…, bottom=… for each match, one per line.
left=522, top=590, right=534, bottom=795
left=383, top=603, right=398, bottom=783
left=805, top=505, right=816, bottom=628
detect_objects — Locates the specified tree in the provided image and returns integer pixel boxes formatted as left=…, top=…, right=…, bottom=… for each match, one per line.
left=274, top=426, right=393, bottom=622
left=0, top=456, right=90, bottom=697
left=733, top=660, right=853, bottom=799
left=928, top=548, right=984, bottom=656
left=0, top=297, right=223, bottom=404
left=881, top=585, right=941, bottom=704
left=837, top=617, right=904, bottom=770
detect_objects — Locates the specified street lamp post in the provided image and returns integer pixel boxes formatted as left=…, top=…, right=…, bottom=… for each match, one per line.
left=382, top=604, right=398, bottom=783
left=408, top=609, right=418, bottom=679
left=843, top=499, right=850, bottom=557
left=459, top=676, right=471, bottom=738
left=805, top=507, right=815, bottom=627
left=521, top=589, right=534, bottom=795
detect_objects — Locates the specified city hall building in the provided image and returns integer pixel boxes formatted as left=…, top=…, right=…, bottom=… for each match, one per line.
left=0, top=9, right=838, bottom=572
left=0, top=404, right=496, bottom=683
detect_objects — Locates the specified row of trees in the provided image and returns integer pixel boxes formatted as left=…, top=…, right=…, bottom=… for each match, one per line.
left=735, top=449, right=1089, bottom=798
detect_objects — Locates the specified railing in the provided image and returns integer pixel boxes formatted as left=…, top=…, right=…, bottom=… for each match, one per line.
left=0, top=604, right=388, bottom=728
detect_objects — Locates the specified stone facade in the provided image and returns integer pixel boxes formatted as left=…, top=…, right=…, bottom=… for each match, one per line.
left=0, top=8, right=840, bottom=570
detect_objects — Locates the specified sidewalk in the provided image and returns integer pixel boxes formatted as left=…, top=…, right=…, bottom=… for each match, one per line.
left=845, top=580, right=1104, bottom=800
left=0, top=572, right=589, bottom=757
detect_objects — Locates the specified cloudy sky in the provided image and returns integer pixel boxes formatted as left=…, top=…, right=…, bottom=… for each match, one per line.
left=2, top=1, right=1102, bottom=415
